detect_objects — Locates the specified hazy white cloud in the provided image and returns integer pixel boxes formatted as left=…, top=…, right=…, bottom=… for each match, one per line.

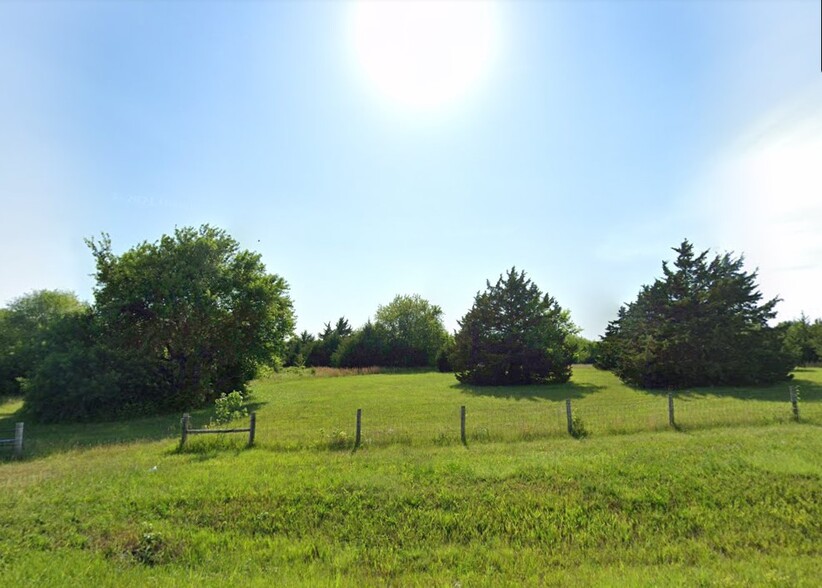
left=700, top=93, right=822, bottom=322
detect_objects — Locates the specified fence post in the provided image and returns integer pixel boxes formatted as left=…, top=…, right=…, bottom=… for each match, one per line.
left=355, top=408, right=362, bottom=448
left=565, top=399, right=573, bottom=436
left=248, top=412, right=256, bottom=446
left=460, top=405, right=467, bottom=445
left=790, top=386, right=800, bottom=422
left=13, top=422, right=23, bottom=459
left=180, top=413, right=190, bottom=448
left=668, top=392, right=675, bottom=428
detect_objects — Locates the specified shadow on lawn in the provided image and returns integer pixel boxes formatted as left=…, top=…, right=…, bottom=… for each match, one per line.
left=0, top=397, right=270, bottom=462
left=636, top=370, right=820, bottom=403
left=454, top=380, right=605, bottom=401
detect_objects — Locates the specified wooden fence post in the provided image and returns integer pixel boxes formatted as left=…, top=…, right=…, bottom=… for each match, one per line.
left=790, top=387, right=799, bottom=422
left=460, top=405, right=467, bottom=445
left=13, top=422, right=23, bottom=459
left=248, top=412, right=256, bottom=446
left=668, top=392, right=675, bottom=428
left=565, top=399, right=573, bottom=436
left=180, top=413, right=190, bottom=447
left=355, top=408, right=362, bottom=448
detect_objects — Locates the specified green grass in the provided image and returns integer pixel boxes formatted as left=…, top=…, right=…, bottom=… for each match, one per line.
left=1, top=367, right=821, bottom=585
left=248, top=365, right=822, bottom=449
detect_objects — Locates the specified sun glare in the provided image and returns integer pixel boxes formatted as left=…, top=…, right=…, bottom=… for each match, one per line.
left=347, top=0, right=500, bottom=114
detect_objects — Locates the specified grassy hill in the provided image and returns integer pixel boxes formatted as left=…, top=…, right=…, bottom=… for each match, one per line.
left=1, top=366, right=820, bottom=586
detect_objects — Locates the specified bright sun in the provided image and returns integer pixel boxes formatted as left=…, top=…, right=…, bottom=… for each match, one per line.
left=347, top=1, right=500, bottom=114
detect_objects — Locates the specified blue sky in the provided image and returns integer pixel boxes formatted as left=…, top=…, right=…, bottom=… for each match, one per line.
left=1, top=0, right=821, bottom=338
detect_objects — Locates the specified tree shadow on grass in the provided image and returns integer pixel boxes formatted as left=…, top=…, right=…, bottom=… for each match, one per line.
left=4, top=411, right=197, bottom=461
left=452, top=380, right=605, bottom=401
left=0, top=411, right=185, bottom=463
left=0, top=397, right=270, bottom=463
left=636, top=370, right=821, bottom=404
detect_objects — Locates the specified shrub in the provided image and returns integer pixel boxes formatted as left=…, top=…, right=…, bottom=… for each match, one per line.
left=570, top=415, right=589, bottom=439
left=213, top=391, right=247, bottom=425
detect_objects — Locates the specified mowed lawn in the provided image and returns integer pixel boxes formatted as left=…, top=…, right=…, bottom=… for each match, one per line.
left=1, top=367, right=820, bottom=586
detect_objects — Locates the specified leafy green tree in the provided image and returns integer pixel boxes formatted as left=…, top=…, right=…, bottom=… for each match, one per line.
left=597, top=240, right=793, bottom=388
left=780, top=314, right=821, bottom=367
left=94, top=226, right=293, bottom=406
left=451, top=268, right=576, bottom=385
left=0, top=290, right=86, bottom=396
left=0, top=309, right=19, bottom=396
left=23, top=309, right=167, bottom=422
left=28, top=225, right=296, bottom=416
left=374, top=294, right=449, bottom=367
left=567, top=334, right=599, bottom=364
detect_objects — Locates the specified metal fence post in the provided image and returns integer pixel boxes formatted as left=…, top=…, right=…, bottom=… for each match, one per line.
left=790, top=387, right=800, bottom=422
left=355, top=408, right=362, bottom=448
left=13, top=422, right=23, bottom=458
left=248, top=412, right=256, bottom=446
left=180, top=413, right=190, bottom=447
left=668, top=392, right=675, bottom=428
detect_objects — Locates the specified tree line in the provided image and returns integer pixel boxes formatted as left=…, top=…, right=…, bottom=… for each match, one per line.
left=0, top=227, right=813, bottom=422
left=282, top=295, right=451, bottom=371
left=0, top=226, right=294, bottom=421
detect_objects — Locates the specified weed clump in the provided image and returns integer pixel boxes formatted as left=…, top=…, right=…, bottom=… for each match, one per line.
left=123, top=523, right=178, bottom=566
left=212, top=391, right=247, bottom=425
left=320, top=428, right=353, bottom=451
left=570, top=415, right=589, bottom=439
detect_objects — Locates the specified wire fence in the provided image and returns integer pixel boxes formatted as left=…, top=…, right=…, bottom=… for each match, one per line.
left=3, top=386, right=818, bottom=459
left=0, top=422, right=24, bottom=458
left=245, top=388, right=814, bottom=451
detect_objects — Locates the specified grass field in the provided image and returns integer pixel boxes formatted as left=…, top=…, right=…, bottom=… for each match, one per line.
left=1, top=366, right=820, bottom=586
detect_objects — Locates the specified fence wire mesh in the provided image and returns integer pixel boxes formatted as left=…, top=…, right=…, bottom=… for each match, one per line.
left=2, top=380, right=818, bottom=458
left=248, top=390, right=811, bottom=451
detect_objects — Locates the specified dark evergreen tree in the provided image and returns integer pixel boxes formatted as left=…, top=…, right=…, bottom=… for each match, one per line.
left=334, top=317, right=353, bottom=338
left=283, top=330, right=316, bottom=367
left=451, top=268, right=576, bottom=385
left=331, top=321, right=389, bottom=368
left=306, top=317, right=352, bottom=366
left=436, top=342, right=454, bottom=373
left=597, top=240, right=793, bottom=388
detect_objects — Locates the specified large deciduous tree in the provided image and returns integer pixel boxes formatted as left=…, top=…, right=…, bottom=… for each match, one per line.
left=374, top=294, right=449, bottom=367
left=597, top=240, right=793, bottom=388
left=0, top=290, right=86, bottom=396
left=24, top=226, right=295, bottom=421
left=451, top=268, right=576, bottom=385
left=779, top=313, right=822, bottom=367
left=87, top=225, right=295, bottom=408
